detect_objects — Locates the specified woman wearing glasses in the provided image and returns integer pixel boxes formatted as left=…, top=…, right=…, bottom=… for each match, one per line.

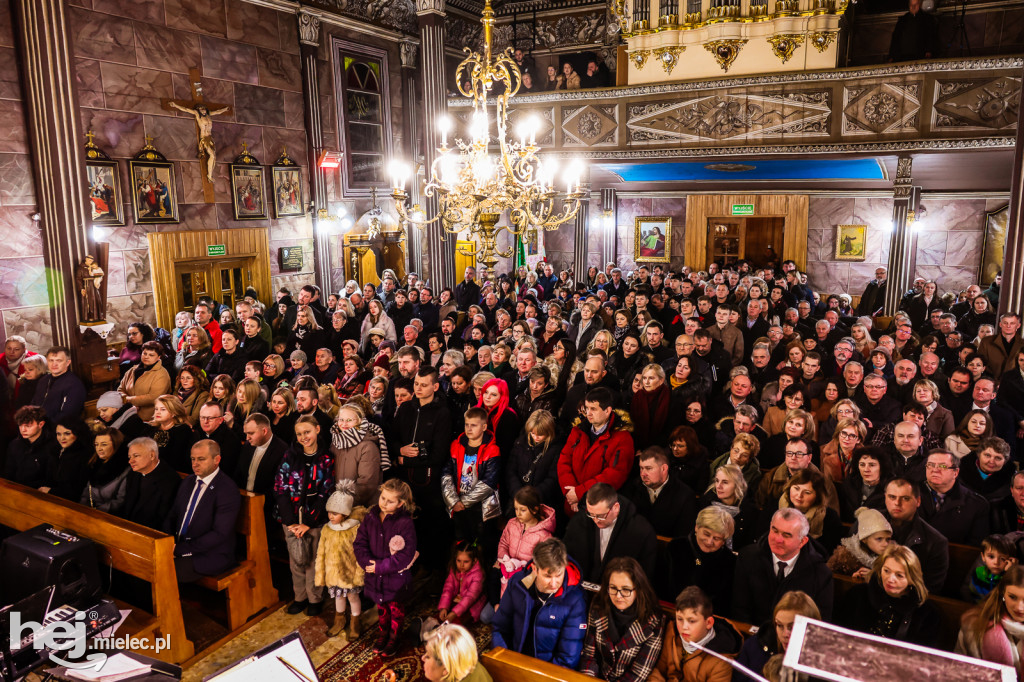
left=820, top=418, right=867, bottom=486
left=578, top=557, right=664, bottom=682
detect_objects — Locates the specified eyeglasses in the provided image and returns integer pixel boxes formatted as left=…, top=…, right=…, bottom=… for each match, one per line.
left=785, top=450, right=809, bottom=458
left=608, top=587, right=634, bottom=598
left=199, top=416, right=222, bottom=422
left=838, top=431, right=859, bottom=439
left=587, top=509, right=613, bottom=521
left=925, top=462, right=953, bottom=471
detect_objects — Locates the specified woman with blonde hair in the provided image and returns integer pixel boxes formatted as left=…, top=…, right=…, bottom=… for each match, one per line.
left=913, top=378, right=955, bottom=440
left=838, top=544, right=939, bottom=646
left=226, top=378, right=265, bottom=434
left=505, top=409, right=563, bottom=512
left=668, top=506, right=737, bottom=612
left=149, top=394, right=193, bottom=472
left=470, top=372, right=495, bottom=403
left=957, top=564, right=1024, bottom=677
left=819, top=398, right=861, bottom=444
left=173, top=364, right=210, bottom=425
left=850, top=322, right=876, bottom=356
left=209, top=374, right=236, bottom=413
left=318, top=384, right=343, bottom=420
left=700, top=463, right=756, bottom=548
left=708, top=432, right=761, bottom=486
left=287, top=304, right=327, bottom=357
left=175, top=325, right=212, bottom=373
left=422, top=623, right=492, bottom=682
left=587, top=328, right=616, bottom=358
left=735, top=591, right=820, bottom=680
left=820, top=417, right=867, bottom=485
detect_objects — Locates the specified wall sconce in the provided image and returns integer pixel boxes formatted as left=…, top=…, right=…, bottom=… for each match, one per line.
left=317, top=150, right=343, bottom=170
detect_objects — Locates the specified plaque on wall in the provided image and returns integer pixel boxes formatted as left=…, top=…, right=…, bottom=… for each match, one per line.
left=279, top=246, right=303, bottom=272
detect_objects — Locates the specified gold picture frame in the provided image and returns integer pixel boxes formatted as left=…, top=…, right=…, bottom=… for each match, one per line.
left=634, top=216, right=672, bottom=263
left=834, top=224, right=867, bottom=261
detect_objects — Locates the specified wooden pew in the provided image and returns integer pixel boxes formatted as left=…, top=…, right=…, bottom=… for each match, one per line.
left=0, top=480, right=194, bottom=663
left=945, top=541, right=981, bottom=598
left=481, top=648, right=595, bottom=682
left=194, top=491, right=279, bottom=630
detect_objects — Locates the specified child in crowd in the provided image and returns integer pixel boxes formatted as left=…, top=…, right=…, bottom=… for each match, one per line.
left=354, top=479, right=419, bottom=657
left=651, top=586, right=742, bottom=682
left=315, top=480, right=367, bottom=638
left=436, top=541, right=487, bottom=627
left=962, top=534, right=1017, bottom=603
left=441, top=407, right=501, bottom=543
left=827, top=507, right=892, bottom=580
left=494, top=486, right=555, bottom=600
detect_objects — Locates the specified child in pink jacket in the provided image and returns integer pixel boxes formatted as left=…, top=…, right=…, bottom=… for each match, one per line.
left=495, top=486, right=556, bottom=598
left=437, top=540, right=487, bottom=625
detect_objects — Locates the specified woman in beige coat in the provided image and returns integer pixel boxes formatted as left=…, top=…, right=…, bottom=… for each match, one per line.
left=329, top=403, right=385, bottom=508
left=117, top=341, right=171, bottom=421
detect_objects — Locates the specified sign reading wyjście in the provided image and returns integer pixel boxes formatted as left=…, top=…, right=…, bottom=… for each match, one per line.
left=731, top=204, right=754, bottom=216
left=207, top=244, right=227, bottom=256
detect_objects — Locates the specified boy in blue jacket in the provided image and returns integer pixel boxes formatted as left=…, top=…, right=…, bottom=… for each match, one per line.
left=491, top=537, right=588, bottom=669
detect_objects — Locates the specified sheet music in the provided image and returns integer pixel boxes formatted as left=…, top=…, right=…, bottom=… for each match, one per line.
left=205, top=636, right=316, bottom=682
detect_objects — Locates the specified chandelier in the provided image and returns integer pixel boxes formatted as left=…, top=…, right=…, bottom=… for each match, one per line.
left=388, top=0, right=586, bottom=275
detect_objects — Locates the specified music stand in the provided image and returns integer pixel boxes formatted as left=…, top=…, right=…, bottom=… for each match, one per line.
left=203, top=631, right=315, bottom=682
left=0, top=585, right=56, bottom=682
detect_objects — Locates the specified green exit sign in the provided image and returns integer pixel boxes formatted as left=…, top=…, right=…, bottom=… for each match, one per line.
left=731, top=204, right=755, bottom=216
left=207, top=244, right=226, bottom=256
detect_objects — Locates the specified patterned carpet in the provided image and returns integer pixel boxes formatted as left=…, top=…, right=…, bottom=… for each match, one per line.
left=316, top=600, right=492, bottom=682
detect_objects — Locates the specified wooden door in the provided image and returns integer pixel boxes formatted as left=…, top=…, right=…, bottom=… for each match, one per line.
left=707, top=219, right=744, bottom=267
left=173, top=258, right=253, bottom=315
left=743, top=217, right=785, bottom=269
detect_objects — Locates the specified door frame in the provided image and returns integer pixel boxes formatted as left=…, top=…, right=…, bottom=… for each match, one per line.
left=685, top=194, right=808, bottom=271
left=148, top=228, right=272, bottom=331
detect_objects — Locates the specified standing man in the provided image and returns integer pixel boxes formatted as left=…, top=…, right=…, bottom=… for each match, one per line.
left=455, top=267, right=480, bottom=311
left=856, top=267, right=887, bottom=316
left=193, top=302, right=223, bottom=353
left=33, top=346, right=86, bottom=423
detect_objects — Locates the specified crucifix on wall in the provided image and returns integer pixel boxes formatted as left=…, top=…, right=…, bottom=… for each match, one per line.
left=161, top=67, right=233, bottom=203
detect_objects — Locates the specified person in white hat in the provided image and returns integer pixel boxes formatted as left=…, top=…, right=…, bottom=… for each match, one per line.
left=827, top=506, right=892, bottom=580
left=315, top=479, right=367, bottom=638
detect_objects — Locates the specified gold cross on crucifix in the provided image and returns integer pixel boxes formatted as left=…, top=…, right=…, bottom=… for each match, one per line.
left=161, top=67, right=233, bottom=203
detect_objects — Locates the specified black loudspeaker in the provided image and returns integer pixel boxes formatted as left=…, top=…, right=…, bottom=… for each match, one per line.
left=0, top=524, right=101, bottom=608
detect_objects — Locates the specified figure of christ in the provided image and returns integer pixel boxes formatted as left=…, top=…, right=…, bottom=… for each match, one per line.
left=168, top=102, right=229, bottom=185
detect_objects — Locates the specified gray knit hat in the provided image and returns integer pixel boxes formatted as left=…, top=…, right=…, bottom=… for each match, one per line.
left=97, top=391, right=124, bottom=410
left=855, top=507, right=892, bottom=540
left=326, top=479, right=356, bottom=515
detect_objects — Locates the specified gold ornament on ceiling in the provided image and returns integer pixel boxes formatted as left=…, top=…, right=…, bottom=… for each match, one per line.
left=653, top=46, right=686, bottom=75
left=704, top=40, right=747, bottom=72
left=767, top=34, right=805, bottom=64
left=810, top=31, right=839, bottom=53
left=629, top=49, right=651, bottom=69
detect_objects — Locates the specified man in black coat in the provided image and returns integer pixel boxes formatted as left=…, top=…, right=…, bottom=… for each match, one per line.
left=877, top=478, right=949, bottom=593
left=918, top=449, right=990, bottom=546
left=234, top=413, right=288, bottom=501
left=732, top=508, right=834, bottom=624
left=165, top=440, right=241, bottom=582
left=5, top=406, right=58, bottom=489
left=971, top=377, right=1020, bottom=461
left=121, top=437, right=182, bottom=531
left=193, top=401, right=241, bottom=475
left=564, top=484, right=657, bottom=586
left=856, top=374, right=903, bottom=433
left=558, top=354, right=621, bottom=423
left=204, top=328, right=248, bottom=383
left=856, top=267, right=887, bottom=316
left=304, top=348, right=341, bottom=387
left=623, top=447, right=695, bottom=538
left=455, top=267, right=481, bottom=311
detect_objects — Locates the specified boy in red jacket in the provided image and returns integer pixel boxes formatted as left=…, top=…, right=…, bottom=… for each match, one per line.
left=442, top=407, right=502, bottom=543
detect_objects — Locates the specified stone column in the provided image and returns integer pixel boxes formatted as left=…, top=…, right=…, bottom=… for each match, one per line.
left=1000, top=81, right=1024, bottom=316
left=601, top=188, right=617, bottom=268
left=883, top=155, right=920, bottom=316
left=400, top=40, right=424, bottom=281
left=298, top=11, right=331, bottom=292
left=417, top=0, right=455, bottom=290
left=13, top=0, right=88, bottom=356
left=572, top=187, right=592, bottom=281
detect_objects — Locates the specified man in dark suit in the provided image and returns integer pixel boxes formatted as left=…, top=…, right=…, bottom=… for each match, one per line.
left=235, top=414, right=288, bottom=511
left=122, top=437, right=181, bottom=530
left=732, top=508, right=834, bottom=623
left=165, top=440, right=241, bottom=582
left=563, top=484, right=657, bottom=586
left=193, top=401, right=240, bottom=475
left=623, top=447, right=695, bottom=538
left=971, top=377, right=1020, bottom=461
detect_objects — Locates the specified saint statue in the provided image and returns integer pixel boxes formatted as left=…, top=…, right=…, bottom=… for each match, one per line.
left=168, top=102, right=229, bottom=185
left=76, top=254, right=105, bottom=323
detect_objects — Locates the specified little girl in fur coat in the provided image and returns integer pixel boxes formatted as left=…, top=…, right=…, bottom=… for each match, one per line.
left=315, top=479, right=367, bottom=639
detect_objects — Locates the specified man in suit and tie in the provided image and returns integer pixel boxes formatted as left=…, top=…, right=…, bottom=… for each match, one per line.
left=235, top=413, right=288, bottom=514
left=165, top=439, right=241, bottom=583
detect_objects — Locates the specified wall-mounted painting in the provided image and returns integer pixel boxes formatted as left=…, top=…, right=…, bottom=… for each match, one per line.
left=230, top=143, right=269, bottom=221
left=634, top=216, right=672, bottom=263
left=86, top=160, right=124, bottom=226
left=835, top=224, right=866, bottom=261
left=129, top=160, right=178, bottom=224
left=982, top=204, right=1007, bottom=286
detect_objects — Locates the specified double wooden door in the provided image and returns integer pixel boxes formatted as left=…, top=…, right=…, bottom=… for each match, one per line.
left=173, top=258, right=254, bottom=315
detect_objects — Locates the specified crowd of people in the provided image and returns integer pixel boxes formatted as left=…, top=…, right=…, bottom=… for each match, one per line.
left=0, top=255, right=1022, bottom=681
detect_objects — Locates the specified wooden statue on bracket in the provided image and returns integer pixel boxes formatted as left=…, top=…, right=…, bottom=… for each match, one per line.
left=76, top=254, right=105, bottom=323
left=162, top=67, right=233, bottom=203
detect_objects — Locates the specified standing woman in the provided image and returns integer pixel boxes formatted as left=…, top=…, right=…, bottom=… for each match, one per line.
left=267, top=386, right=299, bottom=443
left=504, top=410, right=564, bottom=514
left=275, top=415, right=336, bottom=617
left=80, top=426, right=129, bottom=513
left=239, top=316, right=271, bottom=362
left=360, top=299, right=397, bottom=344
left=117, top=341, right=172, bottom=421
left=838, top=544, right=939, bottom=647
left=226, top=378, right=266, bottom=437
left=175, top=326, right=213, bottom=374
left=330, top=402, right=383, bottom=508
left=956, top=565, right=1024, bottom=676
left=173, top=365, right=210, bottom=425
left=148, top=395, right=194, bottom=473
left=288, top=305, right=327, bottom=357
left=630, top=364, right=670, bottom=451
left=579, top=557, right=664, bottom=682
left=546, top=338, right=580, bottom=404
left=610, top=333, right=649, bottom=393
left=477, top=378, right=521, bottom=458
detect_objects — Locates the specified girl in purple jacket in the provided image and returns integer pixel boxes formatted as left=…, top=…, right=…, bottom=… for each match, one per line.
left=353, top=479, right=419, bottom=657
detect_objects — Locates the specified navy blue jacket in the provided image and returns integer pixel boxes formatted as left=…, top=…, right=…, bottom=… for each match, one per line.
left=165, top=468, right=241, bottom=576
left=492, top=558, right=588, bottom=669
left=33, top=371, right=86, bottom=423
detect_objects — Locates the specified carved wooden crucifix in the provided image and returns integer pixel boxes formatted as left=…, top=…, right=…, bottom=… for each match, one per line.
left=161, top=67, right=233, bottom=203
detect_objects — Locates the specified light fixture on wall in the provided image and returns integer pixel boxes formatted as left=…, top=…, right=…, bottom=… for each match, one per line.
left=386, top=0, right=585, bottom=278
left=317, top=150, right=343, bottom=170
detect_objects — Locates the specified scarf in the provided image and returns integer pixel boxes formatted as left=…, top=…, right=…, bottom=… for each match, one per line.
left=669, top=375, right=689, bottom=390
left=330, top=418, right=391, bottom=471
left=961, top=429, right=985, bottom=451
left=631, top=382, right=670, bottom=438
left=109, top=404, right=139, bottom=431
left=295, top=323, right=310, bottom=340
left=712, top=500, right=741, bottom=517
left=131, top=359, right=158, bottom=383
left=177, top=386, right=195, bottom=404
left=682, top=627, right=715, bottom=654
left=781, top=494, right=827, bottom=537
left=612, top=326, right=630, bottom=343
left=608, top=603, right=637, bottom=644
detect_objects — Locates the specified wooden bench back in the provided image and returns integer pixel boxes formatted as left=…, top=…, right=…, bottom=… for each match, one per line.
left=481, top=648, right=595, bottom=682
left=0, top=479, right=194, bottom=662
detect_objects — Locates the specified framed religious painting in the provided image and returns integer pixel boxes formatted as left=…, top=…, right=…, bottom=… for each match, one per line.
left=84, top=131, right=124, bottom=226
left=634, top=216, right=671, bottom=263
left=230, top=143, right=269, bottom=220
left=834, top=224, right=867, bottom=261
left=272, top=149, right=304, bottom=218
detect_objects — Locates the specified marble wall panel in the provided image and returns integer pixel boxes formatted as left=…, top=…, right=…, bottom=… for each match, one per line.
left=807, top=261, right=850, bottom=294
left=273, top=273, right=315, bottom=297
left=133, top=22, right=202, bottom=74
left=105, top=251, right=127, bottom=298
left=260, top=128, right=307, bottom=166
left=944, top=231, right=983, bottom=268
left=165, top=0, right=227, bottom=37
left=3, top=305, right=53, bottom=349
left=257, top=49, right=302, bottom=93
left=94, top=0, right=165, bottom=24
left=100, top=63, right=175, bottom=115
left=79, top=109, right=145, bottom=158
left=234, top=84, right=286, bottom=128
left=917, top=265, right=978, bottom=294
left=0, top=48, right=22, bottom=100
left=210, top=121, right=263, bottom=164
left=0, top=1, right=13, bottom=49
left=170, top=74, right=235, bottom=123
left=0, top=100, right=27, bottom=154
left=919, top=198, right=987, bottom=231
left=0, top=208, right=42, bottom=258
left=270, top=216, right=312, bottom=242
left=215, top=203, right=271, bottom=230
left=278, top=13, right=300, bottom=55
left=75, top=59, right=105, bottom=108
left=200, top=36, right=258, bottom=85
left=849, top=263, right=886, bottom=294
left=283, top=92, right=305, bottom=131
left=914, top=230, right=947, bottom=266
left=807, top=197, right=856, bottom=231
left=104, top=218, right=151, bottom=251
left=106, top=293, right=157, bottom=337
left=0, top=256, right=48, bottom=309
left=123, top=249, right=153, bottom=293
left=179, top=161, right=231, bottom=204
left=177, top=203, right=220, bottom=231
left=852, top=197, right=894, bottom=229
left=807, top=229, right=827, bottom=262
left=70, top=8, right=136, bottom=65
left=0, top=154, right=35, bottom=206
left=144, top=115, right=202, bottom=162
left=226, top=0, right=280, bottom=49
